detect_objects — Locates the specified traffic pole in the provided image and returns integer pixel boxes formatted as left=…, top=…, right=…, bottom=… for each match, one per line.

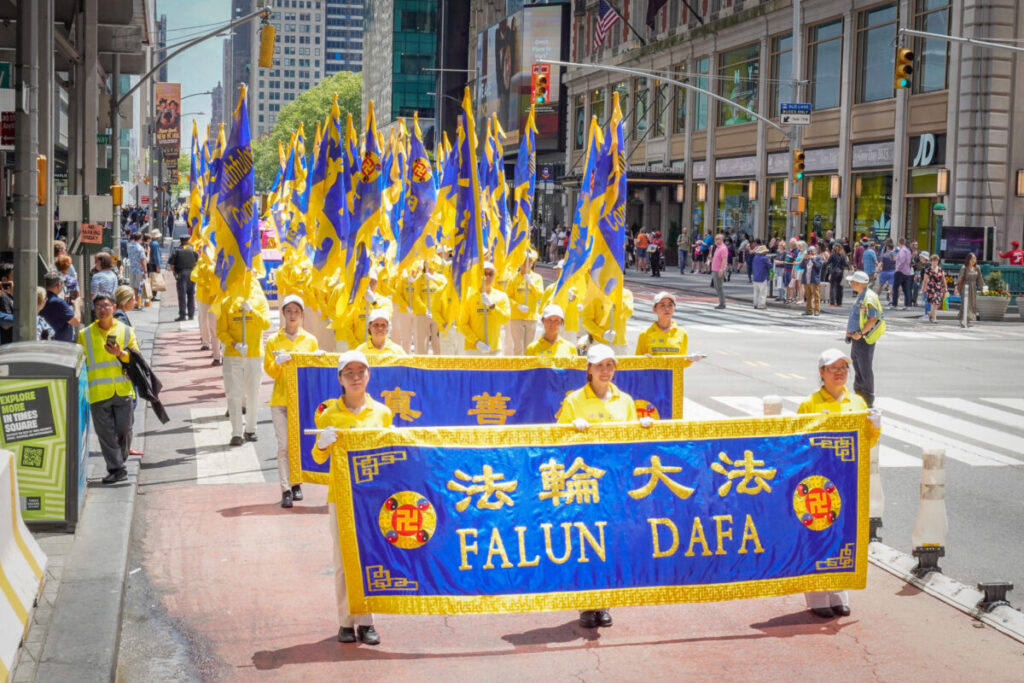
left=12, top=0, right=39, bottom=342
left=869, top=413, right=884, bottom=542
left=911, top=446, right=947, bottom=577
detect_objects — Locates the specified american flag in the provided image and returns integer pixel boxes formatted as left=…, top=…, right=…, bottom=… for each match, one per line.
left=593, top=0, right=620, bottom=52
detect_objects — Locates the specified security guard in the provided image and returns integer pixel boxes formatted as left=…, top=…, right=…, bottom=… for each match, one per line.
left=634, top=291, right=706, bottom=365
left=217, top=277, right=271, bottom=446
left=313, top=350, right=393, bottom=646
left=540, top=260, right=582, bottom=343
left=505, top=251, right=544, bottom=355
left=458, top=261, right=511, bottom=355
left=581, top=284, right=634, bottom=355
left=357, top=310, right=407, bottom=359
left=412, top=258, right=447, bottom=354
left=845, top=270, right=886, bottom=407
left=525, top=304, right=576, bottom=357
left=78, top=292, right=140, bottom=484
left=263, top=294, right=322, bottom=508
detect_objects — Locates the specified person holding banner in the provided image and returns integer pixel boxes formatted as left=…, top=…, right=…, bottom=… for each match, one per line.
left=217, top=279, right=271, bottom=446
left=412, top=258, right=446, bottom=355
left=506, top=250, right=544, bottom=356
left=264, top=295, right=322, bottom=508
left=557, top=344, right=654, bottom=628
left=797, top=348, right=881, bottom=619
left=525, top=304, right=576, bottom=358
left=634, top=292, right=706, bottom=366
left=312, top=350, right=392, bottom=646
left=357, top=310, right=407, bottom=360
left=459, top=261, right=511, bottom=356
left=540, top=260, right=582, bottom=344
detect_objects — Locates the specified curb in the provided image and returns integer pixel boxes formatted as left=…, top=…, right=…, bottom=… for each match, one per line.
left=868, top=542, right=1024, bottom=644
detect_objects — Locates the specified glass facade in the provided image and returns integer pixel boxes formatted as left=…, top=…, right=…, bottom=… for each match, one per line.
left=718, top=44, right=759, bottom=126
left=767, top=178, right=788, bottom=239
left=717, top=181, right=755, bottom=234
left=770, top=34, right=792, bottom=118
left=914, top=0, right=950, bottom=93
left=633, top=78, right=649, bottom=139
left=673, top=64, right=686, bottom=134
left=574, top=93, right=585, bottom=149
left=852, top=172, right=893, bottom=241
left=692, top=185, right=706, bottom=235
left=856, top=3, right=897, bottom=103
left=694, top=57, right=709, bottom=131
left=363, top=0, right=436, bottom=123
left=591, top=87, right=605, bottom=126
left=802, top=176, right=837, bottom=238
left=809, top=19, right=842, bottom=110
left=325, top=0, right=363, bottom=75
left=653, top=84, right=667, bottom=137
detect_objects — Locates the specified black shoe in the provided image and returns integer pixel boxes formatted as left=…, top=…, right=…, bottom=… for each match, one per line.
left=579, top=610, right=600, bottom=628
left=597, top=609, right=613, bottom=627
left=832, top=605, right=851, bottom=617
left=200, top=344, right=211, bottom=350
left=212, top=359, right=222, bottom=366
left=229, top=436, right=244, bottom=447
left=337, top=627, right=357, bottom=643
left=811, top=607, right=836, bottom=619
left=188, top=315, right=194, bottom=320
left=244, top=432, right=257, bottom=442
left=102, top=469, right=128, bottom=484
left=714, top=304, right=726, bottom=309
left=281, top=490, right=293, bottom=508
left=174, top=316, right=186, bottom=322
left=291, top=485, right=303, bottom=501
left=357, top=625, right=380, bottom=645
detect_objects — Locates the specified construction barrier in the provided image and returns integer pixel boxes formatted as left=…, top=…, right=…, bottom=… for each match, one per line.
left=0, top=449, right=47, bottom=682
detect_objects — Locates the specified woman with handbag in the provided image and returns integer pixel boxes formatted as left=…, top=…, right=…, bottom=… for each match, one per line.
left=827, top=244, right=850, bottom=306
left=955, top=252, right=983, bottom=328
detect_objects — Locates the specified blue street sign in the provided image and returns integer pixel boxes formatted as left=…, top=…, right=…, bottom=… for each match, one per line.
left=780, top=103, right=811, bottom=114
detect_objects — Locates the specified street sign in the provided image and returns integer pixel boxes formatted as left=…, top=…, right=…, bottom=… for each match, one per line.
left=96, top=134, right=110, bottom=145
left=780, top=102, right=811, bottom=125
left=0, top=63, right=10, bottom=88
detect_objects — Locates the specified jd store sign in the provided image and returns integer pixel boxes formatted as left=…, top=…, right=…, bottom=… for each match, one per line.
left=909, top=133, right=946, bottom=168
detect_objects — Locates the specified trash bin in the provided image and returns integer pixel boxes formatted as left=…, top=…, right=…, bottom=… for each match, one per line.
left=0, top=341, right=90, bottom=532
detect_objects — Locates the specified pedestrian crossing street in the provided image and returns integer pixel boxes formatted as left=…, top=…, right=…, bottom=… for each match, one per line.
left=682, top=395, right=1024, bottom=469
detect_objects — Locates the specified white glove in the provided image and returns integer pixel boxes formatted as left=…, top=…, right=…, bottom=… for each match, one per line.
left=240, top=301, right=254, bottom=313
left=312, top=349, right=326, bottom=357
left=639, top=417, right=654, bottom=428
left=274, top=352, right=292, bottom=365
left=572, top=418, right=589, bottom=432
left=481, top=293, right=493, bottom=307
left=517, top=304, right=529, bottom=314
left=475, top=341, right=490, bottom=353
left=567, top=291, right=576, bottom=302
left=868, top=409, right=882, bottom=429
left=233, top=343, right=248, bottom=355
left=316, top=426, right=339, bottom=449
left=365, top=290, right=377, bottom=304
left=685, top=353, right=706, bottom=363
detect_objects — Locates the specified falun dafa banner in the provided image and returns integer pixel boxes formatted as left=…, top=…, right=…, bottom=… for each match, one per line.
left=327, top=412, right=871, bottom=615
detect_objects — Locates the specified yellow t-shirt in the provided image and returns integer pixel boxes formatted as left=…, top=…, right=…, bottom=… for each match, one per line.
left=356, top=338, right=407, bottom=360
left=457, top=288, right=511, bottom=350
left=412, top=272, right=447, bottom=316
left=635, top=322, right=692, bottom=366
left=216, top=290, right=272, bottom=358
left=557, top=382, right=638, bottom=423
left=263, top=328, right=319, bottom=406
left=525, top=335, right=576, bottom=358
left=797, top=387, right=880, bottom=447
left=313, top=395, right=394, bottom=501
left=506, top=271, right=545, bottom=320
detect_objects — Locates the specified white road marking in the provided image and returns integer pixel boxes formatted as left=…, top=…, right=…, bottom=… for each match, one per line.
left=191, top=407, right=266, bottom=484
left=920, top=397, right=1024, bottom=429
left=980, top=397, right=1024, bottom=413
left=876, top=397, right=1024, bottom=459
left=682, top=398, right=728, bottom=420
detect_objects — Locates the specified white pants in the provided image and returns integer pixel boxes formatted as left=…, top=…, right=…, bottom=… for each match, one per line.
left=329, top=502, right=374, bottom=627
left=271, top=406, right=295, bottom=492
left=198, top=302, right=222, bottom=360
left=334, top=339, right=349, bottom=353
left=223, top=356, right=261, bottom=437
left=439, top=329, right=460, bottom=356
left=413, top=315, right=440, bottom=355
left=805, top=590, right=849, bottom=611
left=612, top=344, right=629, bottom=356
left=503, top=324, right=513, bottom=357
left=752, top=281, right=768, bottom=309
left=508, top=319, right=537, bottom=356
left=392, top=311, right=413, bottom=353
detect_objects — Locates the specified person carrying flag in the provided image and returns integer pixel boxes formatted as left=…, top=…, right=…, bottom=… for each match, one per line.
left=459, top=261, right=511, bottom=356
left=412, top=257, right=447, bottom=355
left=217, top=278, right=271, bottom=446
left=505, top=250, right=544, bottom=355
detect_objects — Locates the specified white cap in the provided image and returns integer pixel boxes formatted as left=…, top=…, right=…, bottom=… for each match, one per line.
left=652, top=291, right=676, bottom=306
left=483, top=261, right=496, bottom=273
left=280, top=294, right=304, bottom=311
left=541, top=304, right=564, bottom=320
left=586, top=343, right=616, bottom=365
left=919, top=251, right=930, bottom=259
left=818, top=348, right=852, bottom=369
left=337, top=350, right=369, bottom=372
left=368, top=267, right=380, bottom=281
left=807, top=245, right=817, bottom=253
left=847, top=270, right=870, bottom=284
left=367, top=309, right=390, bottom=325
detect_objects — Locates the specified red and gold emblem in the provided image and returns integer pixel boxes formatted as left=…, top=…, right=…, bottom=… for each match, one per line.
left=378, top=491, right=437, bottom=549
left=361, top=151, right=381, bottom=182
left=635, top=400, right=660, bottom=420
left=793, top=475, right=841, bottom=531
left=411, top=157, right=432, bottom=183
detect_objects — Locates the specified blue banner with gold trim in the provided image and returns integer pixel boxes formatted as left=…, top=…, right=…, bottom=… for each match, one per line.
left=284, top=354, right=687, bottom=485
left=328, top=413, right=870, bottom=614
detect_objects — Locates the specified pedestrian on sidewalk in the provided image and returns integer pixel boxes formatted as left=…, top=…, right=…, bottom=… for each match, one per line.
left=892, top=238, right=913, bottom=308
left=862, top=241, right=879, bottom=291
left=750, top=245, right=771, bottom=309
left=635, top=230, right=649, bottom=273
left=635, top=291, right=705, bottom=365
left=78, top=292, right=140, bottom=484
left=114, top=285, right=137, bottom=328
left=801, top=246, right=823, bottom=316
left=797, top=348, right=881, bottom=619
left=264, top=295, right=321, bottom=508
left=168, top=236, right=198, bottom=321
left=845, top=271, right=885, bottom=407
left=146, top=232, right=163, bottom=302
left=921, top=253, right=945, bottom=323
left=313, top=350, right=391, bottom=646
left=676, top=232, right=688, bottom=274
left=826, top=244, right=849, bottom=306
left=217, top=278, right=271, bottom=446
left=711, top=233, right=729, bottom=310
left=955, top=253, right=983, bottom=328
left=790, top=241, right=807, bottom=305
left=648, top=232, right=663, bottom=278
left=40, top=271, right=82, bottom=342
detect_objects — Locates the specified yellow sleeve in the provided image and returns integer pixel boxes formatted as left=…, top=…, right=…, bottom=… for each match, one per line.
left=216, top=305, right=234, bottom=347
left=504, top=275, right=519, bottom=305
left=458, top=298, right=479, bottom=346
left=255, top=293, right=272, bottom=331
left=263, top=335, right=281, bottom=380
left=635, top=330, right=649, bottom=356
left=556, top=393, right=576, bottom=423
left=581, top=302, right=606, bottom=343
left=530, top=274, right=544, bottom=299
left=492, top=292, right=512, bottom=325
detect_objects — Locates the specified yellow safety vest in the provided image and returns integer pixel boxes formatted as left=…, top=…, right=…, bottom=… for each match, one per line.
left=79, top=322, right=135, bottom=403
left=858, top=289, right=886, bottom=345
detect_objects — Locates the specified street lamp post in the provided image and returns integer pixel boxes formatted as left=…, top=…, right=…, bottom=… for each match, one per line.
left=933, top=201, right=946, bottom=259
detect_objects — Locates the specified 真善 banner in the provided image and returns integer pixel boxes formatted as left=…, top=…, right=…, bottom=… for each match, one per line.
left=284, top=354, right=687, bottom=485
left=328, top=413, right=870, bottom=614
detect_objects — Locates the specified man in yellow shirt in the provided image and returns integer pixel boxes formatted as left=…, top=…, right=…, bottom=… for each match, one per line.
left=581, top=286, right=634, bottom=355
left=505, top=252, right=544, bottom=355
left=313, top=350, right=393, bottom=646
left=412, top=258, right=447, bottom=355
left=540, top=259, right=582, bottom=343
left=263, top=295, right=322, bottom=508
left=525, top=304, right=576, bottom=357
left=390, top=269, right=416, bottom=353
left=356, top=310, right=407, bottom=359
left=634, top=292, right=706, bottom=366
left=78, top=292, right=140, bottom=483
left=217, top=278, right=271, bottom=446
left=458, top=261, right=511, bottom=355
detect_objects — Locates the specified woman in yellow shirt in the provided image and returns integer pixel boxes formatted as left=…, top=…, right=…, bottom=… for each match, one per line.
left=634, top=292, right=705, bottom=366
left=557, top=344, right=653, bottom=628
left=263, top=295, right=322, bottom=508
left=525, top=304, right=576, bottom=357
left=356, top=310, right=407, bottom=360
left=797, top=347, right=881, bottom=619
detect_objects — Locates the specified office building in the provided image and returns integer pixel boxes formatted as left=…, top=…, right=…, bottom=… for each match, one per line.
left=325, top=0, right=363, bottom=75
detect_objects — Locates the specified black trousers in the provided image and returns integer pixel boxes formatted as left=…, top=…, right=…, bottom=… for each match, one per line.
left=830, top=274, right=845, bottom=305
left=176, top=269, right=196, bottom=318
left=90, top=394, right=133, bottom=473
left=850, top=338, right=875, bottom=407
left=892, top=271, right=913, bottom=307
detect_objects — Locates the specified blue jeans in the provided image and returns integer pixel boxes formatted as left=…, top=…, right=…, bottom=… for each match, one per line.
left=677, top=249, right=687, bottom=273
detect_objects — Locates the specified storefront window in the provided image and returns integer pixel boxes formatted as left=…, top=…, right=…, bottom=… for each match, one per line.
left=770, top=33, right=792, bottom=118
left=653, top=84, right=667, bottom=137
left=717, top=180, right=755, bottom=234
left=809, top=19, right=842, bottom=110
left=692, top=185, right=706, bottom=235
left=803, top=176, right=837, bottom=238
left=718, top=44, right=759, bottom=126
left=614, top=81, right=629, bottom=135
left=766, top=178, right=788, bottom=239
left=856, top=4, right=897, bottom=103
left=694, top=57, right=709, bottom=131
left=573, top=93, right=585, bottom=149
left=633, top=77, right=648, bottom=138
left=914, top=0, right=949, bottom=93
left=908, top=170, right=940, bottom=249
left=591, top=87, right=605, bottom=126
left=673, top=64, right=686, bottom=134
left=852, top=172, right=893, bottom=241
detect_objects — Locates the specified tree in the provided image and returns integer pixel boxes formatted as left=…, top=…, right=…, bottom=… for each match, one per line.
left=171, top=151, right=191, bottom=198
left=251, top=70, right=362, bottom=192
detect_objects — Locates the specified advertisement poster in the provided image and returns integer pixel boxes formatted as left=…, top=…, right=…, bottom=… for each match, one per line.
left=155, top=82, right=181, bottom=148
left=0, top=379, right=69, bottom=521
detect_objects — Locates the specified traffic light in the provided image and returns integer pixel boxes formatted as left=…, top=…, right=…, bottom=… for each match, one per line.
left=894, top=47, right=914, bottom=89
left=531, top=64, right=550, bottom=106
left=111, top=184, right=123, bottom=207
left=258, top=24, right=277, bottom=69
left=792, top=148, right=805, bottom=182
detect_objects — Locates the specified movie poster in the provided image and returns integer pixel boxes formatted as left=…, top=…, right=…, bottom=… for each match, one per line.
left=155, top=82, right=181, bottom=148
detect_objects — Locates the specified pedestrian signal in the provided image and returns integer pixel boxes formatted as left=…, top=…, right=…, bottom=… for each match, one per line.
left=111, top=184, right=123, bottom=206
left=531, top=64, right=550, bottom=106
left=894, top=47, right=914, bottom=90
left=792, top=148, right=805, bottom=181
left=258, top=24, right=277, bottom=69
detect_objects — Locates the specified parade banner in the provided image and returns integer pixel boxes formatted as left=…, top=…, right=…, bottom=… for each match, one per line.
left=285, top=354, right=687, bottom=485
left=155, top=82, right=181, bottom=148
left=329, top=413, right=870, bottom=614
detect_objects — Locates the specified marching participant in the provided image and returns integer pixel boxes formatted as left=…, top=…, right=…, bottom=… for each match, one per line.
left=412, top=258, right=447, bottom=354
left=556, top=344, right=653, bottom=628
left=338, top=270, right=393, bottom=350
left=390, top=269, right=416, bottom=353
left=581, top=284, right=634, bottom=355
left=634, top=291, right=706, bottom=366
left=506, top=250, right=544, bottom=355
left=193, top=253, right=223, bottom=366
left=217, top=277, right=271, bottom=446
left=357, top=310, right=407, bottom=359
left=797, top=348, right=881, bottom=619
left=458, top=261, right=511, bottom=356
left=525, top=304, right=576, bottom=357
left=263, top=294, right=321, bottom=508
left=540, top=260, right=582, bottom=343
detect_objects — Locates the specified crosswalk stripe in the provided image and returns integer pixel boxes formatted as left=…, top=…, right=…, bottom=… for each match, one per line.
left=875, top=397, right=1024, bottom=459
left=919, top=398, right=1024, bottom=429
left=712, top=396, right=767, bottom=418
left=682, top=397, right=728, bottom=420
left=980, top=397, right=1024, bottom=412
left=191, top=407, right=267, bottom=484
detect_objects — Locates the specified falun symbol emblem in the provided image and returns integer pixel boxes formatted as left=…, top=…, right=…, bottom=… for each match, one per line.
left=378, top=491, right=437, bottom=549
left=792, top=475, right=841, bottom=531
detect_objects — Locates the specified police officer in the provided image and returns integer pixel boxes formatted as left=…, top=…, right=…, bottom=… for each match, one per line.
left=634, top=292, right=706, bottom=365
left=357, top=310, right=407, bottom=359
left=458, top=261, right=511, bottom=356
left=506, top=251, right=544, bottom=355
left=525, top=304, right=576, bottom=357
left=217, top=278, right=271, bottom=446
left=845, top=271, right=885, bottom=407
left=168, top=235, right=198, bottom=322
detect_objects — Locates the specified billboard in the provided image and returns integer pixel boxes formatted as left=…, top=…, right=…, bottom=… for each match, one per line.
left=155, top=82, right=181, bottom=148
left=476, top=4, right=568, bottom=152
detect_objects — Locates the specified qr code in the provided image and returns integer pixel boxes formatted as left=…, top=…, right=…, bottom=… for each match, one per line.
left=21, top=446, right=45, bottom=468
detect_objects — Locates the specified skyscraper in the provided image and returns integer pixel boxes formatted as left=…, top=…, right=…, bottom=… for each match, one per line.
left=363, top=0, right=436, bottom=131
left=325, top=0, right=363, bottom=75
